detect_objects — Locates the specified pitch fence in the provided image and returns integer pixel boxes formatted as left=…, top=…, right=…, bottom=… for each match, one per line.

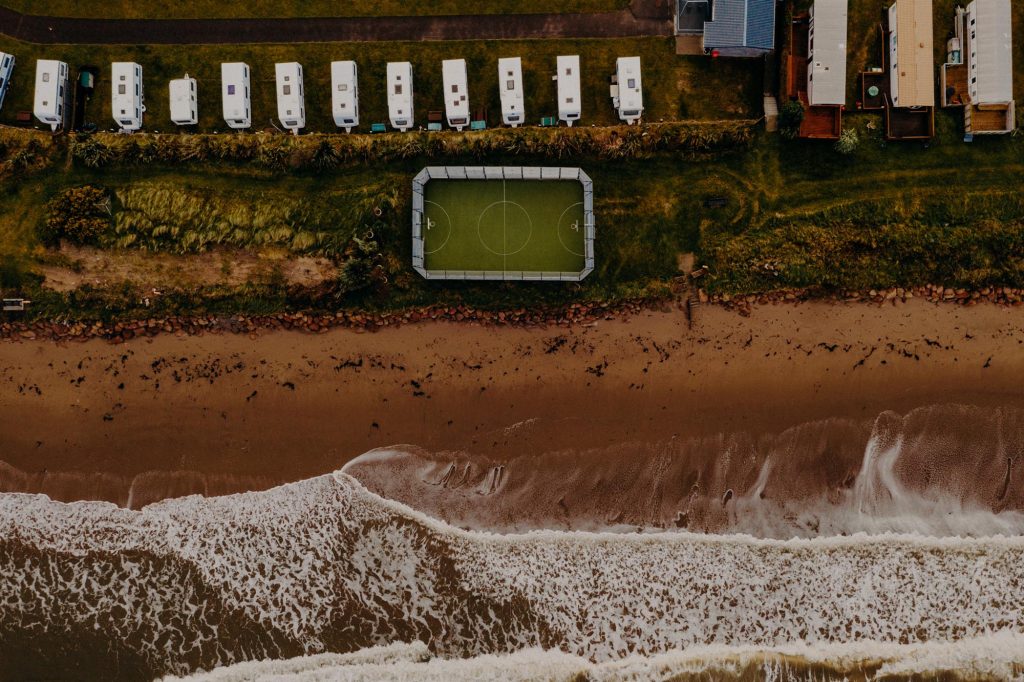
left=411, top=166, right=595, bottom=282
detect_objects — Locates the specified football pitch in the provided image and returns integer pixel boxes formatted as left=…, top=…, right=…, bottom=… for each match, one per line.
left=421, top=179, right=587, bottom=275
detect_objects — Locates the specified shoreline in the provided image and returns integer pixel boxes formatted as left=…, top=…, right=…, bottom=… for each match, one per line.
left=1, top=296, right=1023, bottom=508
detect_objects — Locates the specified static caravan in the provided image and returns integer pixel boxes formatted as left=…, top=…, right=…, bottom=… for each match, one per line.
left=498, top=57, right=525, bottom=127
left=962, top=0, right=1014, bottom=134
left=0, top=52, right=14, bottom=113
left=614, top=56, right=643, bottom=124
left=442, top=59, right=470, bottom=131
left=387, top=61, right=414, bottom=131
left=807, top=0, right=848, bottom=107
left=112, top=61, right=145, bottom=132
left=33, top=59, right=68, bottom=131
left=168, top=74, right=198, bottom=126
left=221, top=62, right=251, bottom=130
left=331, top=60, right=359, bottom=132
left=555, top=55, right=581, bottom=126
left=887, top=0, right=934, bottom=108
left=275, top=62, right=305, bottom=134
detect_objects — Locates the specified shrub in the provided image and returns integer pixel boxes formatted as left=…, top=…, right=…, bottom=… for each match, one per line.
left=779, top=100, right=805, bottom=139
left=45, top=186, right=112, bottom=245
left=834, top=128, right=860, bottom=155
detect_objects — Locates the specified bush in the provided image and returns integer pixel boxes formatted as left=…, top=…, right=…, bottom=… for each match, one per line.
left=45, top=186, right=112, bottom=245
left=834, top=128, right=860, bottom=155
left=779, top=100, right=805, bottom=139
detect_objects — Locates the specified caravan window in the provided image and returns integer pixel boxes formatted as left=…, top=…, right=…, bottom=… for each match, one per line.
left=451, top=84, right=458, bottom=93
left=118, top=84, right=126, bottom=94
left=283, top=85, right=291, bottom=95
left=42, top=73, right=50, bottom=83
left=394, top=84, right=403, bottom=95
left=507, top=80, right=515, bottom=90
left=627, top=78, right=636, bottom=89
left=338, top=83, right=348, bottom=92
left=228, top=84, right=236, bottom=95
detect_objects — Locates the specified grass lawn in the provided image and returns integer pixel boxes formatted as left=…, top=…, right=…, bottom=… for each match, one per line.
left=0, top=0, right=631, bottom=19
left=423, top=178, right=586, bottom=275
left=0, top=37, right=762, bottom=132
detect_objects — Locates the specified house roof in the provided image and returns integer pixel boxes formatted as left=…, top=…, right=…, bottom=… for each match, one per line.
left=704, top=0, right=776, bottom=51
left=971, top=0, right=1013, bottom=104
left=893, top=0, right=934, bottom=107
left=808, top=0, right=848, bottom=106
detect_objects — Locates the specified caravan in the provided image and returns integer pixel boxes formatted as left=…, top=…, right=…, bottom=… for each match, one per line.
left=0, top=52, right=14, bottom=113
left=442, top=59, right=469, bottom=130
left=498, top=57, right=524, bottom=127
left=112, top=62, right=145, bottom=132
left=613, top=56, right=643, bottom=124
left=169, top=75, right=198, bottom=126
left=555, top=55, right=581, bottom=126
left=33, top=59, right=68, bottom=131
left=387, top=62, right=414, bottom=131
left=331, top=60, right=359, bottom=132
left=275, top=62, right=305, bottom=134
left=221, top=62, right=251, bottom=129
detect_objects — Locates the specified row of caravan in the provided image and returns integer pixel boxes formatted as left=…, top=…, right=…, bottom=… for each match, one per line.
left=5, top=54, right=643, bottom=134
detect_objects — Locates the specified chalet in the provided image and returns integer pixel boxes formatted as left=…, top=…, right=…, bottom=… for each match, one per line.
left=675, top=0, right=776, bottom=57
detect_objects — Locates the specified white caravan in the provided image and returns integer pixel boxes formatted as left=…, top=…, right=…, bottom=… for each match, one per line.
left=498, top=57, right=525, bottom=127
left=387, top=61, right=414, bottom=131
left=556, top=55, right=581, bottom=126
left=275, top=62, right=305, bottom=134
left=33, top=59, right=68, bottom=131
left=614, top=56, right=643, bottom=124
left=331, top=60, right=359, bottom=132
left=221, top=62, right=251, bottom=130
left=442, top=59, right=470, bottom=130
left=111, top=61, right=145, bottom=132
left=168, top=74, right=198, bottom=126
left=0, top=52, right=14, bottom=113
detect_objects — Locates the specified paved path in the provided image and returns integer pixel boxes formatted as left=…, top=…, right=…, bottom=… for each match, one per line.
left=0, top=2, right=672, bottom=45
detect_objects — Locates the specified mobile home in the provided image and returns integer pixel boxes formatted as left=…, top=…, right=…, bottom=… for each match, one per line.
left=442, top=59, right=470, bottom=131
left=0, top=52, right=14, bottom=113
left=221, top=62, right=251, bottom=130
left=555, top=55, right=581, bottom=126
left=807, top=0, right=847, bottom=106
left=885, top=0, right=934, bottom=139
left=112, top=61, right=145, bottom=132
left=387, top=61, right=414, bottom=131
left=498, top=57, right=525, bottom=127
left=168, top=74, right=198, bottom=126
left=275, top=62, right=305, bottom=134
left=613, top=56, right=643, bottom=124
left=331, top=60, right=359, bottom=132
left=33, top=59, right=68, bottom=131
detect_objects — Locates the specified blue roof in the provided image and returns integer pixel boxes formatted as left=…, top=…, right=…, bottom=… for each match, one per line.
left=704, top=0, right=776, bottom=51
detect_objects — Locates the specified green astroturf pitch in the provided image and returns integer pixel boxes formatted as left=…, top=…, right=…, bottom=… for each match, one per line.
left=422, top=179, right=586, bottom=274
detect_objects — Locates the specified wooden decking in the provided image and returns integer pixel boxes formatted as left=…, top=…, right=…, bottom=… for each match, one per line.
left=942, top=63, right=968, bottom=107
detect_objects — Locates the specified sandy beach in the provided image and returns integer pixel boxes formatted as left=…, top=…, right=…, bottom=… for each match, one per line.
left=1, top=298, right=1023, bottom=507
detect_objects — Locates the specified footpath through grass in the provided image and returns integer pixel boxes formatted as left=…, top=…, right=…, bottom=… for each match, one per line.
left=0, top=0, right=631, bottom=19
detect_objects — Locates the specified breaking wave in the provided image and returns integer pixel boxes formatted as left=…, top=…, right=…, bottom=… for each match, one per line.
left=3, top=470, right=1024, bottom=679
left=344, top=404, right=1024, bottom=537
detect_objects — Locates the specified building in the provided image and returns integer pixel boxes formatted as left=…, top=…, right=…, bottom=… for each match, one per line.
left=168, top=75, right=198, bottom=126
left=498, top=57, right=524, bottom=127
left=885, top=0, right=934, bottom=139
left=555, top=55, right=581, bottom=126
left=613, top=56, right=643, bottom=124
left=331, top=60, right=359, bottom=132
left=940, top=0, right=1014, bottom=135
left=387, top=62, right=414, bottom=132
left=33, top=59, right=68, bottom=131
left=275, top=62, right=305, bottom=134
left=0, top=52, right=14, bottom=113
left=675, top=0, right=776, bottom=57
left=442, top=59, right=470, bottom=131
left=221, top=62, right=251, bottom=130
left=807, top=0, right=847, bottom=106
left=111, top=61, right=145, bottom=132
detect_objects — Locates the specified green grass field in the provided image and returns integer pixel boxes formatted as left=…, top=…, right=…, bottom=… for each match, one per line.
left=0, top=0, right=629, bottom=19
left=423, top=179, right=585, bottom=274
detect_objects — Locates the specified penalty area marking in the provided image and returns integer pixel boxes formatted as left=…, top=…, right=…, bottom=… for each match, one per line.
left=556, top=202, right=586, bottom=257
left=423, top=201, right=454, bottom=255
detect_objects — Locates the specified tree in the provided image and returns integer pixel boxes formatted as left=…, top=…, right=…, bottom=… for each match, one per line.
left=45, top=186, right=111, bottom=245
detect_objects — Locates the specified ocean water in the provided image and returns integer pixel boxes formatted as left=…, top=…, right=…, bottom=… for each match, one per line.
left=1, top=404, right=1024, bottom=680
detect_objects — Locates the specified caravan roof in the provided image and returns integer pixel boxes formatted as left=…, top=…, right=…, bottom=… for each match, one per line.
left=808, top=0, right=848, bottom=106
left=498, top=57, right=525, bottom=126
left=169, top=76, right=197, bottom=124
left=969, top=0, right=1013, bottom=104
left=442, top=59, right=469, bottom=127
left=890, top=0, right=934, bottom=107
left=331, top=60, right=359, bottom=129
left=556, top=55, right=581, bottom=123
left=387, top=61, right=414, bottom=131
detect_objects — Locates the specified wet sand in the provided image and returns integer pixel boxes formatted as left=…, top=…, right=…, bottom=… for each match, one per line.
left=1, top=299, right=1023, bottom=506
